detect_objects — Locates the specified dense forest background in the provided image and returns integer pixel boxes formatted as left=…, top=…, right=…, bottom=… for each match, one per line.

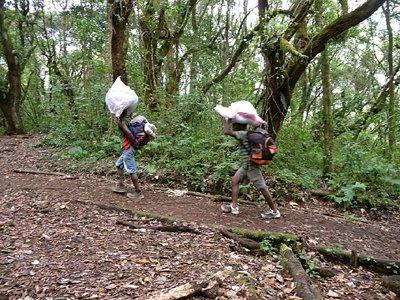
left=0, top=0, right=399, bottom=210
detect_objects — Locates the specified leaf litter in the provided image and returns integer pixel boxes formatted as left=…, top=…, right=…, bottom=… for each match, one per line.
left=0, top=135, right=399, bottom=299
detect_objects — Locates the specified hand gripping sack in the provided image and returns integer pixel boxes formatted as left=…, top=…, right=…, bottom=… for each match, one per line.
left=105, top=76, right=138, bottom=118
left=247, top=128, right=277, bottom=165
left=214, top=100, right=265, bottom=126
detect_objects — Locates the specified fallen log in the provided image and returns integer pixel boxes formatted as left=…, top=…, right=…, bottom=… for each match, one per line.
left=219, top=227, right=261, bottom=251
left=315, top=246, right=400, bottom=275
left=229, top=227, right=299, bottom=249
left=116, top=219, right=200, bottom=234
left=280, top=244, right=323, bottom=300
left=310, top=189, right=331, bottom=198
left=146, top=270, right=228, bottom=300
left=381, top=275, right=400, bottom=296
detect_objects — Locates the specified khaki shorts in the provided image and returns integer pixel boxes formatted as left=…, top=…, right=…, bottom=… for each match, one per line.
left=238, top=164, right=266, bottom=189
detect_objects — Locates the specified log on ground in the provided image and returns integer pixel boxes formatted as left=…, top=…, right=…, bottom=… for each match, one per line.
left=315, top=246, right=400, bottom=275
left=146, top=271, right=228, bottom=300
left=280, top=244, right=323, bottom=300
left=381, top=275, right=400, bottom=296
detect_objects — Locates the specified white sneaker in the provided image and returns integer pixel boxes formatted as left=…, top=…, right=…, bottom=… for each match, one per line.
left=127, top=192, right=144, bottom=200
left=261, top=209, right=281, bottom=219
left=221, top=204, right=239, bottom=215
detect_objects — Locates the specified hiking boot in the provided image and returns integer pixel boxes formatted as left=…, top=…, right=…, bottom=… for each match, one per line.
left=261, top=209, right=281, bottom=219
left=221, top=204, right=239, bottom=215
left=127, top=192, right=144, bottom=200
left=112, top=185, right=127, bottom=194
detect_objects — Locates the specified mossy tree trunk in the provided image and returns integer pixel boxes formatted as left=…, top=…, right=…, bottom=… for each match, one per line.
left=0, top=0, right=27, bottom=134
left=139, top=0, right=196, bottom=109
left=321, top=49, right=333, bottom=177
left=383, top=0, right=397, bottom=159
left=257, top=0, right=386, bottom=139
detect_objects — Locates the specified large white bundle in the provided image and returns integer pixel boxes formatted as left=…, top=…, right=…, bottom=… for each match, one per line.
left=105, top=76, right=138, bottom=118
left=214, top=100, right=265, bottom=126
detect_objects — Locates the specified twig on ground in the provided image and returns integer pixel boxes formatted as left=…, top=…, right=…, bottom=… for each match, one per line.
left=13, top=169, right=77, bottom=179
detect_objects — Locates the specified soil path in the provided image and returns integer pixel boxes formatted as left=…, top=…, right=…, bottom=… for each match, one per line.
left=1, top=135, right=399, bottom=262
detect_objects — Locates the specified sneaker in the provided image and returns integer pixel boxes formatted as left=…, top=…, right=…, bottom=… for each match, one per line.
left=221, top=204, right=239, bottom=215
left=261, top=209, right=281, bottom=219
left=112, top=185, right=127, bottom=194
left=127, top=192, right=144, bottom=200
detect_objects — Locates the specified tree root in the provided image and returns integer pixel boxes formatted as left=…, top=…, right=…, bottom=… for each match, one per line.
left=219, top=227, right=262, bottom=251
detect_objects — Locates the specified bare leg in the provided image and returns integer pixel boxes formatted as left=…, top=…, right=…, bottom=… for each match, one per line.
left=130, top=173, right=140, bottom=193
left=231, top=169, right=243, bottom=209
left=260, top=187, right=277, bottom=212
left=117, top=167, right=124, bottom=187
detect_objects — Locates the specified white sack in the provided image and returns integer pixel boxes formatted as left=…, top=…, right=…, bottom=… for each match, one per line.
left=105, top=76, right=138, bottom=118
left=144, top=123, right=157, bottom=138
left=214, top=100, right=265, bottom=126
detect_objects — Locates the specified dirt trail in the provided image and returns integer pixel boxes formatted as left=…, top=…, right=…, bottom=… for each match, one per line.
left=1, top=135, right=400, bottom=300
left=1, top=135, right=399, bottom=261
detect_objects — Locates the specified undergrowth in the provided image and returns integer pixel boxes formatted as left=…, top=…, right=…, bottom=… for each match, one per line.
left=27, top=99, right=400, bottom=211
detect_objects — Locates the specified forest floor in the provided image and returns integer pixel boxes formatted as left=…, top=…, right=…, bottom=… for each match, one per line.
left=0, top=134, right=399, bottom=300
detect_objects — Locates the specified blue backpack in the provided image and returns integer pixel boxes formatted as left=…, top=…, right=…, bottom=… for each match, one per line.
left=128, top=120, right=149, bottom=148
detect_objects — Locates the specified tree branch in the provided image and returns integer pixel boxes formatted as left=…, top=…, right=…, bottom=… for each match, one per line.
left=202, top=24, right=261, bottom=93
left=287, top=0, right=387, bottom=90
left=283, top=0, right=314, bottom=41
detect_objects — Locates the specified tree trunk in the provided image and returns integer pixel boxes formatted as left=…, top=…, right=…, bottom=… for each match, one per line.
left=258, top=0, right=386, bottom=138
left=0, top=0, right=24, bottom=134
left=104, top=0, right=114, bottom=84
left=139, top=0, right=161, bottom=108
left=109, top=0, right=133, bottom=84
left=139, top=0, right=196, bottom=109
left=321, top=49, right=333, bottom=176
left=383, top=0, right=396, bottom=158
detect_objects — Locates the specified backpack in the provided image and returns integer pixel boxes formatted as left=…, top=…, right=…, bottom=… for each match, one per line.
left=128, top=120, right=149, bottom=148
left=247, top=128, right=277, bottom=165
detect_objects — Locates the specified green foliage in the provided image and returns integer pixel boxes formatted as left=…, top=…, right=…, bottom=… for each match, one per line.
left=0, top=0, right=397, bottom=213
left=260, top=239, right=276, bottom=256
left=140, top=130, right=237, bottom=192
left=331, top=140, right=400, bottom=208
left=333, top=182, right=366, bottom=208
left=297, top=253, right=321, bottom=279
left=345, top=214, right=368, bottom=223
left=386, top=262, right=399, bottom=275
left=52, top=146, right=87, bottom=161
left=270, top=124, right=323, bottom=189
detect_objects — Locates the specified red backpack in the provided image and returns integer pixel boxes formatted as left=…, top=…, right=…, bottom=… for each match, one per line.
left=247, top=128, right=277, bottom=165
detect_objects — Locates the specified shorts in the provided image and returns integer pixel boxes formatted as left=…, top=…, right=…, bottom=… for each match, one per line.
left=115, top=147, right=137, bottom=174
left=237, top=164, right=266, bottom=189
